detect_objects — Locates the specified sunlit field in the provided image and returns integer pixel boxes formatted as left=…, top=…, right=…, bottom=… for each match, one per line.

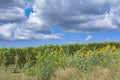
left=0, top=42, right=120, bottom=80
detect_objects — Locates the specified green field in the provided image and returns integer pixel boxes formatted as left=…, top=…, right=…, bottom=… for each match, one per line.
left=0, top=42, right=120, bottom=80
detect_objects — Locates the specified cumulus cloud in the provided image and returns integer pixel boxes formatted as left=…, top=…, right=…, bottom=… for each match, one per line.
left=85, top=35, right=92, bottom=41
left=0, top=0, right=25, bottom=23
left=0, top=0, right=60, bottom=41
left=34, top=0, right=120, bottom=32
left=0, top=0, right=120, bottom=41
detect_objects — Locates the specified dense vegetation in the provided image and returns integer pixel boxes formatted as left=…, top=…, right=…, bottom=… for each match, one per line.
left=0, top=42, right=120, bottom=80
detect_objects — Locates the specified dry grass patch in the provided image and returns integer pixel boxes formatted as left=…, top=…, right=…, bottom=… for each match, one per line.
left=50, top=67, right=80, bottom=80
left=88, top=66, right=113, bottom=80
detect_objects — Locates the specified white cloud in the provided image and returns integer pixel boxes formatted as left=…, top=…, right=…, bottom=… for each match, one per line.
left=68, top=41, right=78, bottom=44
left=34, top=34, right=60, bottom=40
left=85, top=35, right=92, bottom=41
left=0, top=0, right=120, bottom=41
left=0, top=7, right=26, bottom=23
left=33, top=0, right=120, bottom=32
left=0, top=0, right=61, bottom=41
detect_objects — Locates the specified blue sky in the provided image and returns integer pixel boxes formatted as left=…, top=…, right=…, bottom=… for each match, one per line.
left=0, top=0, right=120, bottom=48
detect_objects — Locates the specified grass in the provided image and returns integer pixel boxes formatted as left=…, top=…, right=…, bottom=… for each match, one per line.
left=1, top=65, right=119, bottom=80
left=35, top=46, right=120, bottom=80
left=0, top=45, right=120, bottom=80
left=50, top=66, right=120, bottom=80
left=0, top=65, right=36, bottom=80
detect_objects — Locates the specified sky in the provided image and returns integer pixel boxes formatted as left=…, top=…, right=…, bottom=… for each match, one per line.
left=0, top=0, right=120, bottom=48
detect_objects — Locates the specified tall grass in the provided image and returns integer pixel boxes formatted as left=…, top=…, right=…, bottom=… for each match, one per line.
left=0, top=43, right=120, bottom=80
left=30, top=45, right=120, bottom=80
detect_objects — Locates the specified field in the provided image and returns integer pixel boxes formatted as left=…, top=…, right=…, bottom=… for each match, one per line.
left=0, top=42, right=120, bottom=80
left=0, top=65, right=37, bottom=80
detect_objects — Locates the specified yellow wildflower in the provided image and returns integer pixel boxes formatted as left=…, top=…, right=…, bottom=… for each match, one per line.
left=96, top=52, right=101, bottom=56
left=104, top=45, right=111, bottom=53
left=87, top=50, right=92, bottom=55
left=105, top=49, right=109, bottom=53
left=112, top=46, right=116, bottom=51
left=81, top=54, right=86, bottom=58
left=106, top=44, right=111, bottom=49
left=82, top=47, right=86, bottom=51
left=60, top=48, right=64, bottom=53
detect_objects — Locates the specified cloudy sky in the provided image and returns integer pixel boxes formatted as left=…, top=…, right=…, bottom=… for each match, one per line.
left=0, top=0, right=120, bottom=47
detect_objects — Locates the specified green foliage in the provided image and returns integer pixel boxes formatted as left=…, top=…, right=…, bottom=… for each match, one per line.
left=0, top=42, right=120, bottom=79
left=35, top=51, right=68, bottom=80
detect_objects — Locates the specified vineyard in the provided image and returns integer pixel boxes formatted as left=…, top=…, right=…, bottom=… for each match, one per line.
left=0, top=42, right=120, bottom=80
